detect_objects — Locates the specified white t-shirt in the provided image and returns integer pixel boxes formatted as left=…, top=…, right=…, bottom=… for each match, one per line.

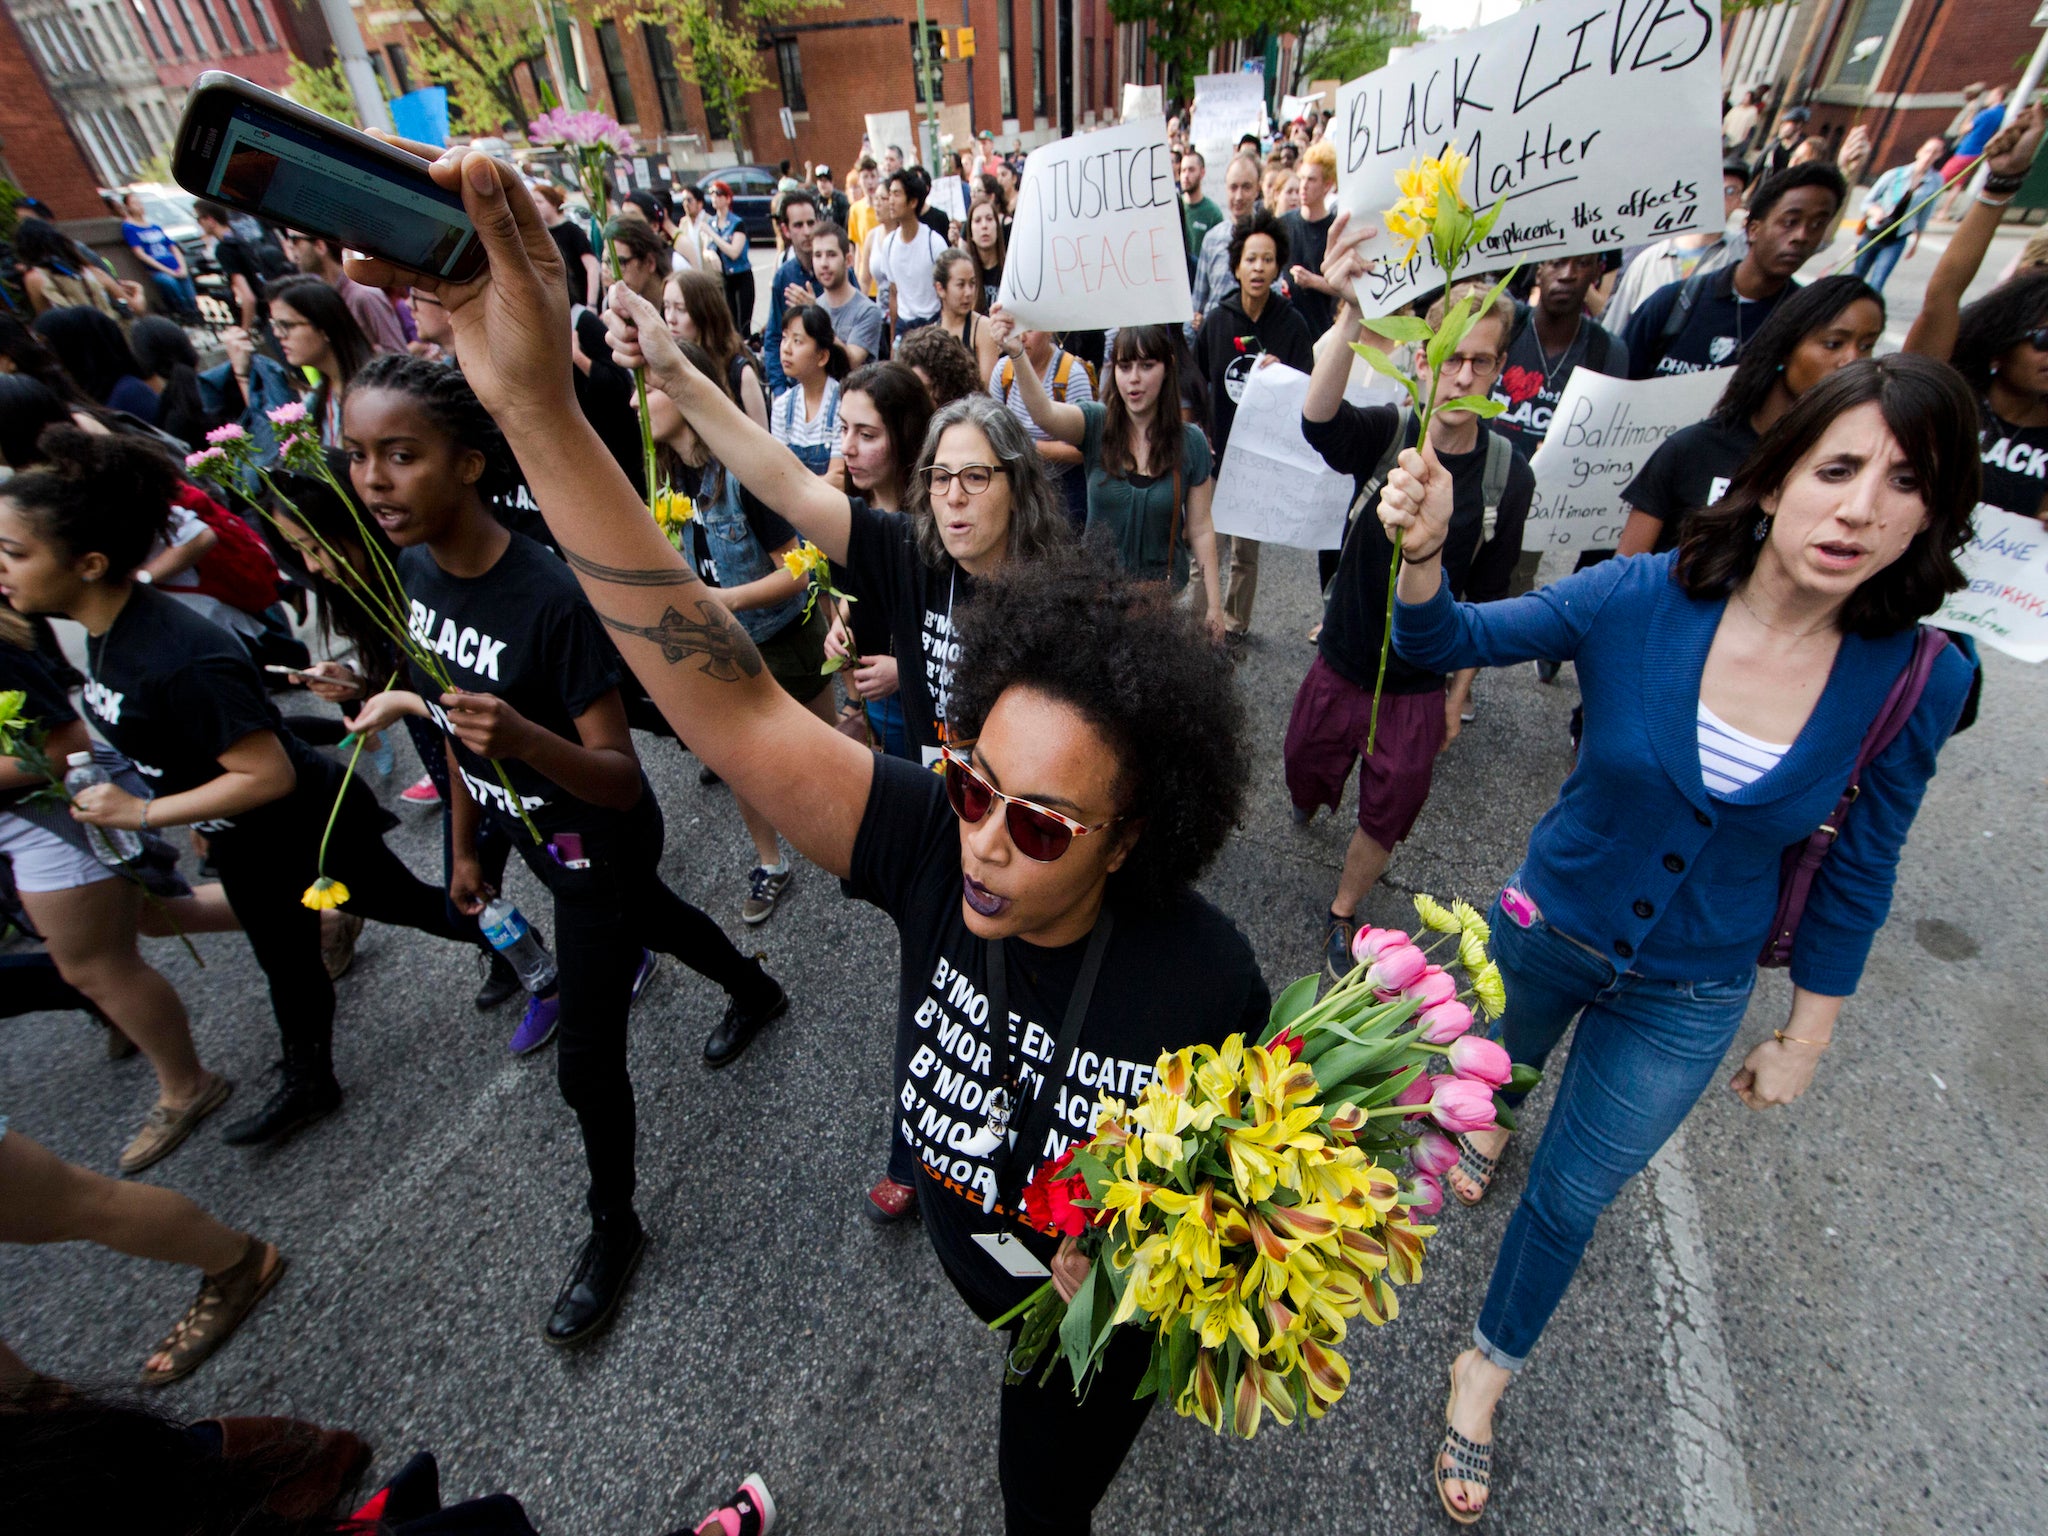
left=873, top=223, right=949, bottom=322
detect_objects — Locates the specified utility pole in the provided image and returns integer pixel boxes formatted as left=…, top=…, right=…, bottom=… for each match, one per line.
left=314, top=0, right=393, bottom=133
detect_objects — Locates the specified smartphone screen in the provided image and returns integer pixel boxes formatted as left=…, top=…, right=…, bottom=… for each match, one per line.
left=198, top=99, right=479, bottom=278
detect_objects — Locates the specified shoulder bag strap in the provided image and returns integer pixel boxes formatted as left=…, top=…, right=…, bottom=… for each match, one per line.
left=989, top=910, right=1116, bottom=1211
left=1480, top=430, right=1512, bottom=542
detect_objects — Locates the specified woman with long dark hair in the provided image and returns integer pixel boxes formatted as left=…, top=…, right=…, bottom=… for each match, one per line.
left=10, top=220, right=128, bottom=317
left=966, top=196, right=1007, bottom=313
left=771, top=302, right=849, bottom=482
left=930, top=249, right=1001, bottom=379
left=991, top=316, right=1223, bottom=634
left=1378, top=354, right=1979, bottom=1523
left=31, top=308, right=157, bottom=422
left=665, top=266, right=769, bottom=428
left=263, top=275, right=374, bottom=448
left=128, top=317, right=209, bottom=448
left=1616, top=274, right=1885, bottom=556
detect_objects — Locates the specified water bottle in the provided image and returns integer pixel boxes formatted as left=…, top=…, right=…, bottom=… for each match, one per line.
left=63, top=752, right=143, bottom=867
left=479, top=896, right=557, bottom=993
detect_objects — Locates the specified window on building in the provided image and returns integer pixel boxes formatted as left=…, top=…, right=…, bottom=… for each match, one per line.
left=387, top=43, right=412, bottom=94
left=148, top=0, right=183, bottom=57
left=194, top=0, right=229, bottom=51
left=367, top=50, right=392, bottom=95
left=121, top=105, right=154, bottom=159
left=595, top=19, right=636, bottom=124
left=644, top=25, right=687, bottom=133
left=775, top=36, right=807, bottom=112
left=127, top=2, right=163, bottom=60
left=1082, top=33, right=1093, bottom=117
left=1829, top=0, right=1905, bottom=89
left=63, top=18, right=96, bottom=69
left=1101, top=38, right=1110, bottom=109
left=218, top=0, right=252, bottom=50
left=1030, top=0, right=1044, bottom=119
left=170, top=0, right=209, bottom=57
left=998, top=0, right=1014, bottom=119
left=248, top=0, right=272, bottom=45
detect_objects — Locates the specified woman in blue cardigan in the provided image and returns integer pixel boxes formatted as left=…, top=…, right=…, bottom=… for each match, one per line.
left=1377, top=354, right=1979, bottom=1524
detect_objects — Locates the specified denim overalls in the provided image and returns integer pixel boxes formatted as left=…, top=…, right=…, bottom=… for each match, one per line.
left=696, top=466, right=806, bottom=644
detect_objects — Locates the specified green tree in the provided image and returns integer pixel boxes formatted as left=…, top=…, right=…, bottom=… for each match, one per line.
left=407, top=0, right=549, bottom=135
left=1107, top=0, right=1262, bottom=99
left=1291, top=0, right=1417, bottom=90
left=285, top=57, right=363, bottom=123
left=604, top=0, right=838, bottom=161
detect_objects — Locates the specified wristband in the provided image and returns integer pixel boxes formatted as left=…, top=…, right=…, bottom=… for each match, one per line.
left=1977, top=191, right=2015, bottom=209
left=1400, top=542, right=1446, bottom=564
left=1983, top=170, right=2027, bottom=196
left=1773, top=1029, right=1829, bottom=1050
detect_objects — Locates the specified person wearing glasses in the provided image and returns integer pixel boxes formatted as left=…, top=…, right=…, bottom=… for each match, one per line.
left=1292, top=223, right=1533, bottom=983
left=263, top=276, right=375, bottom=449
left=339, top=148, right=1269, bottom=1531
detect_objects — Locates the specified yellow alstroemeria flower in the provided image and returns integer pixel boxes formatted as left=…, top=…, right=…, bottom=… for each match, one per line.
left=1154, top=1184, right=1223, bottom=1278
left=1292, top=1144, right=1397, bottom=1214
left=1240, top=1208, right=1297, bottom=1304
left=1112, top=1232, right=1191, bottom=1327
left=780, top=539, right=831, bottom=583
left=1414, top=892, right=1462, bottom=933
left=1099, top=1175, right=1162, bottom=1241
left=1383, top=1214, right=1434, bottom=1285
left=1244, top=1045, right=1320, bottom=1121
left=300, top=875, right=351, bottom=911
left=1299, top=1335, right=1351, bottom=1416
left=1129, top=1081, right=1216, bottom=1170
left=1338, top=1224, right=1391, bottom=1278
left=1232, top=1352, right=1296, bottom=1438
left=1191, top=1036, right=1245, bottom=1116
left=1470, top=959, right=1507, bottom=1020
left=1179, top=1346, right=1226, bottom=1431
left=1226, top=1104, right=1321, bottom=1204
left=1188, top=1275, right=1261, bottom=1357
left=1155, top=1045, right=1196, bottom=1098
left=1431, top=145, right=1474, bottom=212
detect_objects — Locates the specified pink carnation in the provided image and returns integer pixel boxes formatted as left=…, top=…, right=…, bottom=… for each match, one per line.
left=267, top=401, right=309, bottom=426
left=529, top=107, right=634, bottom=155
left=184, top=447, right=224, bottom=470
left=205, top=423, right=247, bottom=444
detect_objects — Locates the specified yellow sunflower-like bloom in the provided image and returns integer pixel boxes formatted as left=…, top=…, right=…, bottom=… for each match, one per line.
left=780, top=539, right=831, bottom=583
left=651, top=486, right=694, bottom=535
left=1458, top=926, right=1491, bottom=974
left=1414, top=893, right=1462, bottom=932
left=300, top=875, right=351, bottom=911
left=1470, top=959, right=1507, bottom=1019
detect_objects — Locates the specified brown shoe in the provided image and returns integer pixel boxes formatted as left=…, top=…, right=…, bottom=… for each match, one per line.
left=139, top=1236, right=287, bottom=1388
left=321, top=911, right=365, bottom=980
left=120, top=1072, right=233, bottom=1175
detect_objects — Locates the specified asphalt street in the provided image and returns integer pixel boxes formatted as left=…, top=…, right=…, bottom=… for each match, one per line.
left=3, top=226, right=2043, bottom=1535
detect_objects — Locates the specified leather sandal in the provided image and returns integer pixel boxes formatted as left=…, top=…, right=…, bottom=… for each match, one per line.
left=1435, top=1360, right=1494, bottom=1525
left=865, top=1175, right=917, bottom=1225
left=1451, top=1132, right=1504, bottom=1206
left=139, top=1237, right=287, bottom=1388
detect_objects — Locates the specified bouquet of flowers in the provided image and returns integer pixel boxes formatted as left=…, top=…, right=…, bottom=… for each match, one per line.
left=185, top=408, right=545, bottom=892
left=994, top=893, right=1535, bottom=1438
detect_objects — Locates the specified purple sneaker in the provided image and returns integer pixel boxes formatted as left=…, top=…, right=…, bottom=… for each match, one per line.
left=630, top=949, right=659, bottom=1006
left=508, top=992, right=561, bottom=1055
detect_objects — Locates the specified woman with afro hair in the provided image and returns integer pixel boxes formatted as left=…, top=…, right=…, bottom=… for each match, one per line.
left=363, top=142, right=1270, bottom=1525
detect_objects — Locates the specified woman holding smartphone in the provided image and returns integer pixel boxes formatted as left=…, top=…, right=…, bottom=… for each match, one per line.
left=265, top=275, right=374, bottom=449
left=337, top=353, right=789, bottom=1345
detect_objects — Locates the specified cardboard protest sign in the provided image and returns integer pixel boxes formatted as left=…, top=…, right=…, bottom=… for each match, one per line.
left=995, top=116, right=1193, bottom=330
left=1938, top=507, right=2048, bottom=663
left=1191, top=71, right=1267, bottom=163
left=1122, top=83, right=1164, bottom=123
left=929, top=175, right=968, bottom=223
left=1523, top=366, right=1730, bottom=552
left=1210, top=361, right=1404, bottom=551
left=1333, top=0, right=1725, bottom=316
left=1281, top=94, right=1322, bottom=125
left=865, top=111, right=918, bottom=166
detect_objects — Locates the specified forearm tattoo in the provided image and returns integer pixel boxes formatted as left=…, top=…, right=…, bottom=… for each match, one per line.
left=560, top=548, right=703, bottom=588
left=596, top=599, right=763, bottom=681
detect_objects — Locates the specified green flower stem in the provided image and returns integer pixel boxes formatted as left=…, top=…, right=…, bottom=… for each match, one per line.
left=314, top=683, right=383, bottom=880
left=585, top=153, right=661, bottom=516
left=987, top=1277, right=1058, bottom=1331
left=1368, top=335, right=1446, bottom=757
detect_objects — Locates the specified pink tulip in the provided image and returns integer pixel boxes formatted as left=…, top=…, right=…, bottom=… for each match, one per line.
left=1364, top=944, right=1428, bottom=994
left=1403, top=1172, right=1445, bottom=1219
left=1446, top=1036, right=1513, bottom=1089
left=1394, top=1072, right=1434, bottom=1110
left=1426, top=1074, right=1498, bottom=1134
left=1351, top=925, right=1412, bottom=965
left=1408, top=1129, right=1460, bottom=1177
left=1406, top=966, right=1457, bottom=1008
left=1417, top=999, right=1475, bottom=1045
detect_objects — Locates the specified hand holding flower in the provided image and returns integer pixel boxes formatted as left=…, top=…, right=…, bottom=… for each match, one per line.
left=69, top=781, right=146, bottom=830
left=1050, top=1235, right=1091, bottom=1304
left=1377, top=439, right=1453, bottom=562
left=296, top=660, right=368, bottom=704
left=344, top=689, right=427, bottom=738
left=440, top=690, right=535, bottom=760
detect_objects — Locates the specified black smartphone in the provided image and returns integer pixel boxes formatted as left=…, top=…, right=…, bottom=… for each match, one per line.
left=171, top=71, right=486, bottom=282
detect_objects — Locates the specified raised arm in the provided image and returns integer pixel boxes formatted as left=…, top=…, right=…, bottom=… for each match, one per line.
left=1904, top=105, right=2044, bottom=362
left=1305, top=213, right=1375, bottom=424
left=348, top=143, right=873, bottom=879
left=986, top=307, right=1085, bottom=445
left=606, top=284, right=852, bottom=561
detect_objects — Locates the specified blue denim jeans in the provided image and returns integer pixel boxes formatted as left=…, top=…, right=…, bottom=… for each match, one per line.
left=148, top=271, right=198, bottom=317
left=865, top=693, right=910, bottom=761
left=1851, top=236, right=1907, bottom=296
left=1473, top=883, right=1755, bottom=1370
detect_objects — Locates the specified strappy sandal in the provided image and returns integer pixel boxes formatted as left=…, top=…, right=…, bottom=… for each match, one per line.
left=139, top=1237, right=287, bottom=1389
left=1451, top=1132, right=1504, bottom=1207
left=1435, top=1361, right=1494, bottom=1525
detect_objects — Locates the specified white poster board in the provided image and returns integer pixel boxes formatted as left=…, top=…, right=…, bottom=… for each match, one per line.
left=865, top=111, right=918, bottom=167
left=1121, top=83, right=1164, bottom=123
left=1191, top=71, right=1267, bottom=163
left=1938, top=507, right=2048, bottom=663
left=1333, top=0, right=1725, bottom=316
left=1210, top=362, right=1403, bottom=551
left=1523, top=366, right=1731, bottom=552
left=928, top=174, right=968, bottom=223
left=996, top=115, right=1193, bottom=330
left=1281, top=93, right=1322, bottom=125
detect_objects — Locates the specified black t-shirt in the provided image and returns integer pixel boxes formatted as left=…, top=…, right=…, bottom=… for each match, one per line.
left=1622, top=266, right=1795, bottom=378
left=844, top=498, right=975, bottom=764
left=398, top=534, right=627, bottom=835
left=1277, top=208, right=1338, bottom=338
left=1195, top=293, right=1317, bottom=461
left=573, top=309, right=647, bottom=496
left=0, top=626, right=77, bottom=811
left=1622, top=416, right=1760, bottom=553
left=1977, top=401, right=2048, bottom=520
left=550, top=220, right=596, bottom=305
left=1487, top=311, right=1630, bottom=455
left=1303, top=404, right=1534, bottom=692
left=214, top=234, right=291, bottom=306
left=82, top=586, right=298, bottom=831
left=848, top=755, right=1269, bottom=1321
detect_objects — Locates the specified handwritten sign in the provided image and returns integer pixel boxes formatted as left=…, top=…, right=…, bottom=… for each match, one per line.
left=1211, top=362, right=1404, bottom=551
left=995, top=116, right=1193, bottom=330
left=1191, top=71, right=1267, bottom=164
left=1524, top=366, right=1730, bottom=551
left=1281, top=94, right=1323, bottom=125
left=929, top=174, right=968, bottom=223
left=865, top=111, right=917, bottom=167
left=1938, top=507, right=2048, bottom=663
left=1122, top=83, right=1164, bottom=123
left=1333, top=0, right=1725, bottom=317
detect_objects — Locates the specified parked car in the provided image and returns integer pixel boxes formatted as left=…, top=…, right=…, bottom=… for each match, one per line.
left=694, top=165, right=781, bottom=242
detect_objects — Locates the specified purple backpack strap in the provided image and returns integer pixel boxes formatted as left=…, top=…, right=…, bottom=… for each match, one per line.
left=1758, top=627, right=1948, bottom=969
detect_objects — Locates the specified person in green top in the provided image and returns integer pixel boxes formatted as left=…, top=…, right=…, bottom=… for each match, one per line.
left=1180, top=149, right=1225, bottom=254
left=989, top=310, right=1223, bottom=638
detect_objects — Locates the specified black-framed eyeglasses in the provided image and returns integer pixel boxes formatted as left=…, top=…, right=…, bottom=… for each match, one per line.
left=924, top=462, right=1002, bottom=496
left=2023, top=327, right=2048, bottom=351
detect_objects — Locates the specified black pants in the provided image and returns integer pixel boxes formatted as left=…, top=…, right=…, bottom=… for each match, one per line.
left=208, top=766, right=480, bottom=1065
left=998, top=1322, right=1156, bottom=1534
left=0, top=951, right=92, bottom=1020
left=412, top=717, right=512, bottom=933
left=723, top=268, right=756, bottom=340
left=510, top=788, right=770, bottom=1226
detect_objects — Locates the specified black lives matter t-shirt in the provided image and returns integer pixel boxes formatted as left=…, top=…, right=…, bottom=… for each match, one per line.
left=849, top=755, right=1270, bottom=1321
left=843, top=498, right=976, bottom=766
left=1487, top=315, right=1630, bottom=455
left=82, top=585, right=299, bottom=832
left=1977, top=402, right=2048, bottom=521
left=398, top=534, right=627, bottom=836
left=1622, top=266, right=1794, bottom=379
left=1622, top=416, right=1760, bottom=553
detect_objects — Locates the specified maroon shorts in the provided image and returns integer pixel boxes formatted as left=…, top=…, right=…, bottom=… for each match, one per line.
left=1283, top=656, right=1445, bottom=849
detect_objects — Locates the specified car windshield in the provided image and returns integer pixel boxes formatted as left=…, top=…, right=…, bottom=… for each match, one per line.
left=134, top=191, right=197, bottom=235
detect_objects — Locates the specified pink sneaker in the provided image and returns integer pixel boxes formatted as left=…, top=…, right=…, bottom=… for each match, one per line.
left=694, top=1475, right=775, bottom=1536
left=398, top=775, right=441, bottom=806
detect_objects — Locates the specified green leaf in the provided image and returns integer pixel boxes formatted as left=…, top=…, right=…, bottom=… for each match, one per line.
left=1428, top=297, right=1478, bottom=373
left=1262, top=973, right=1320, bottom=1043
left=818, top=654, right=845, bottom=675
left=1491, top=1095, right=1519, bottom=1132
left=1058, top=1263, right=1097, bottom=1384
left=1358, top=315, right=1432, bottom=344
left=1357, top=342, right=1425, bottom=406
left=1470, top=194, right=1508, bottom=246
left=1507, top=1063, right=1543, bottom=1095
left=1440, top=394, right=1507, bottom=417
left=1355, top=1060, right=1428, bottom=1108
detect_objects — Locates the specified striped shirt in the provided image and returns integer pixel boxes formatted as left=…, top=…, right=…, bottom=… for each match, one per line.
left=771, top=378, right=841, bottom=465
left=1697, top=702, right=1789, bottom=797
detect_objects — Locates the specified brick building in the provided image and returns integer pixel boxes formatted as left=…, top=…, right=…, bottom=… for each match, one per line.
left=4, top=0, right=186, bottom=183
left=0, top=2, right=109, bottom=213
left=128, top=0, right=297, bottom=97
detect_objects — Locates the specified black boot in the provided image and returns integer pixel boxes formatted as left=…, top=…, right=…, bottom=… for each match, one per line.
left=221, top=1044, right=342, bottom=1147
left=474, top=946, right=524, bottom=1011
left=543, top=1214, right=645, bottom=1346
left=702, top=962, right=788, bottom=1069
